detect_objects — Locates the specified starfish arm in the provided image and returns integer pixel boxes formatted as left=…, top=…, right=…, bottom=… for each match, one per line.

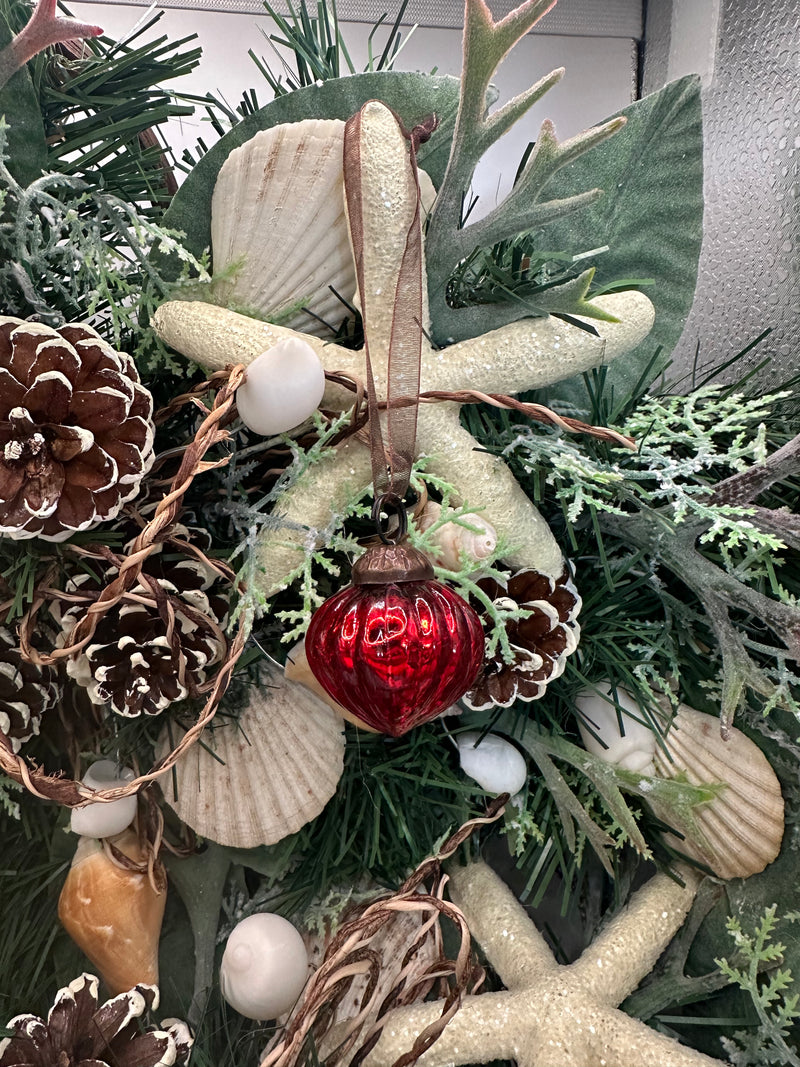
left=521, top=1003, right=728, bottom=1067
left=448, top=861, right=558, bottom=987
left=151, top=301, right=360, bottom=406
left=416, top=406, right=564, bottom=579
left=363, top=991, right=527, bottom=1067
left=347, top=100, right=422, bottom=388
left=426, top=290, right=656, bottom=394
left=254, top=438, right=373, bottom=599
left=566, top=867, right=702, bottom=1006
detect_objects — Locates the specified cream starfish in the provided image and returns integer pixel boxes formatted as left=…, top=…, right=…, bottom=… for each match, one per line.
left=153, top=102, right=655, bottom=599
left=363, top=860, right=726, bottom=1067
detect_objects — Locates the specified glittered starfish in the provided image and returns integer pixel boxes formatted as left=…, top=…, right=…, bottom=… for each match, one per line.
left=363, top=860, right=726, bottom=1067
left=154, top=102, right=654, bottom=600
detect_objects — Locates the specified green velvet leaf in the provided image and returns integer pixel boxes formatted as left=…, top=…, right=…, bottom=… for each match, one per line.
left=537, top=75, right=703, bottom=404
left=160, top=71, right=460, bottom=275
left=0, top=13, right=47, bottom=187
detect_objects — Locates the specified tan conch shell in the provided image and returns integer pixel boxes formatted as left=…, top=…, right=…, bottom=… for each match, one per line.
left=650, top=704, right=784, bottom=879
left=415, top=501, right=497, bottom=572
left=210, top=119, right=355, bottom=336
left=159, top=672, right=345, bottom=847
left=58, top=829, right=166, bottom=994
left=285, top=638, right=380, bottom=733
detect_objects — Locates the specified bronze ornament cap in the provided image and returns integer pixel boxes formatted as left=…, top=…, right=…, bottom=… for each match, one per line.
left=352, top=542, right=435, bottom=585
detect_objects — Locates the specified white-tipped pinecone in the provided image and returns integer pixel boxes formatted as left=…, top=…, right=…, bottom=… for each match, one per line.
left=0, top=625, right=58, bottom=752
left=55, top=546, right=229, bottom=718
left=0, top=973, right=192, bottom=1066
left=0, top=318, right=154, bottom=541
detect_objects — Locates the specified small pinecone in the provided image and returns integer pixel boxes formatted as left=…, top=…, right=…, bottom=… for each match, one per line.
left=55, top=547, right=229, bottom=718
left=0, top=317, right=154, bottom=541
left=0, top=973, right=192, bottom=1067
left=464, top=567, right=581, bottom=710
left=0, top=625, right=58, bottom=752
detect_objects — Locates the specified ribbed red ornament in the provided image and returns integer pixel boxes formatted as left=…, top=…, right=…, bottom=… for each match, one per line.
left=305, top=543, right=485, bottom=736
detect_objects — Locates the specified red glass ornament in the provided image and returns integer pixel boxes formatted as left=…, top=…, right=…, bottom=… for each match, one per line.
left=305, top=542, right=485, bottom=736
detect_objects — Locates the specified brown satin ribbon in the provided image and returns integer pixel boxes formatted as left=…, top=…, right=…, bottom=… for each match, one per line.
left=343, top=104, right=437, bottom=518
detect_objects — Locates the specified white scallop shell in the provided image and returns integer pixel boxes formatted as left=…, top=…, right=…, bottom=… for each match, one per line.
left=210, top=119, right=355, bottom=337
left=158, top=674, right=345, bottom=848
left=651, top=704, right=784, bottom=879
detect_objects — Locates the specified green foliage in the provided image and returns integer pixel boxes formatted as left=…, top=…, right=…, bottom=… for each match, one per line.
left=2, top=1, right=202, bottom=213
left=716, top=908, right=800, bottom=1066
left=0, top=5, right=46, bottom=186
left=539, top=75, right=704, bottom=404
left=503, top=385, right=790, bottom=559
left=250, top=0, right=415, bottom=97
left=0, top=776, right=20, bottom=819
left=0, top=119, right=209, bottom=365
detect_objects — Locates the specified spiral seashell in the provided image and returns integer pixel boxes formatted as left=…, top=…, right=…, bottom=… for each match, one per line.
left=220, top=913, right=309, bottom=1020
left=158, top=668, right=345, bottom=847
left=415, top=501, right=497, bottom=572
left=650, top=704, right=784, bottom=880
left=58, top=829, right=166, bottom=994
left=210, top=119, right=355, bottom=336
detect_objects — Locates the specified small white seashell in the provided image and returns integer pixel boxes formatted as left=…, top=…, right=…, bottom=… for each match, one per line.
left=236, top=337, right=326, bottom=435
left=211, top=119, right=355, bottom=336
left=158, top=669, right=345, bottom=848
left=220, top=913, right=309, bottom=1020
left=650, top=704, right=784, bottom=880
left=416, top=501, right=497, bottom=572
left=457, top=731, right=528, bottom=796
left=70, top=760, right=137, bottom=839
left=575, top=684, right=656, bottom=775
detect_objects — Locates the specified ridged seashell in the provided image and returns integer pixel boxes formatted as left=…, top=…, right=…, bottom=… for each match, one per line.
left=210, top=119, right=355, bottom=336
left=220, top=913, right=309, bottom=1020
left=58, top=830, right=166, bottom=994
left=159, top=672, right=345, bottom=848
left=416, top=501, right=497, bottom=572
left=650, top=705, right=784, bottom=880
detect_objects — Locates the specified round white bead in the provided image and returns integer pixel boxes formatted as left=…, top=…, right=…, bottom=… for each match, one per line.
left=70, top=760, right=137, bottom=838
left=575, top=683, right=656, bottom=774
left=220, top=913, right=309, bottom=1020
left=236, top=338, right=326, bottom=436
left=457, top=732, right=528, bottom=796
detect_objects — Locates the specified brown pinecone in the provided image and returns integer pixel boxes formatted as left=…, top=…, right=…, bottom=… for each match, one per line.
left=0, top=317, right=154, bottom=541
left=0, top=973, right=192, bottom=1067
left=464, top=567, right=581, bottom=710
left=55, top=546, right=229, bottom=718
left=0, top=625, right=58, bottom=752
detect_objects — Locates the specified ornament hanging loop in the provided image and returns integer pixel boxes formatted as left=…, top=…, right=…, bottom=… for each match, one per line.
left=372, top=491, right=407, bottom=545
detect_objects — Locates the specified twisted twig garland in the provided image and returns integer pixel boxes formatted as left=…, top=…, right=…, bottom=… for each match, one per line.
left=0, top=367, right=248, bottom=807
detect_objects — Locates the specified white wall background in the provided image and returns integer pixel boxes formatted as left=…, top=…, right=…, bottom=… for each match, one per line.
left=70, top=3, right=638, bottom=213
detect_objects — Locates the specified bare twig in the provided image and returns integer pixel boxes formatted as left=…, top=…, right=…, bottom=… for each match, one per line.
left=260, top=799, right=507, bottom=1067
